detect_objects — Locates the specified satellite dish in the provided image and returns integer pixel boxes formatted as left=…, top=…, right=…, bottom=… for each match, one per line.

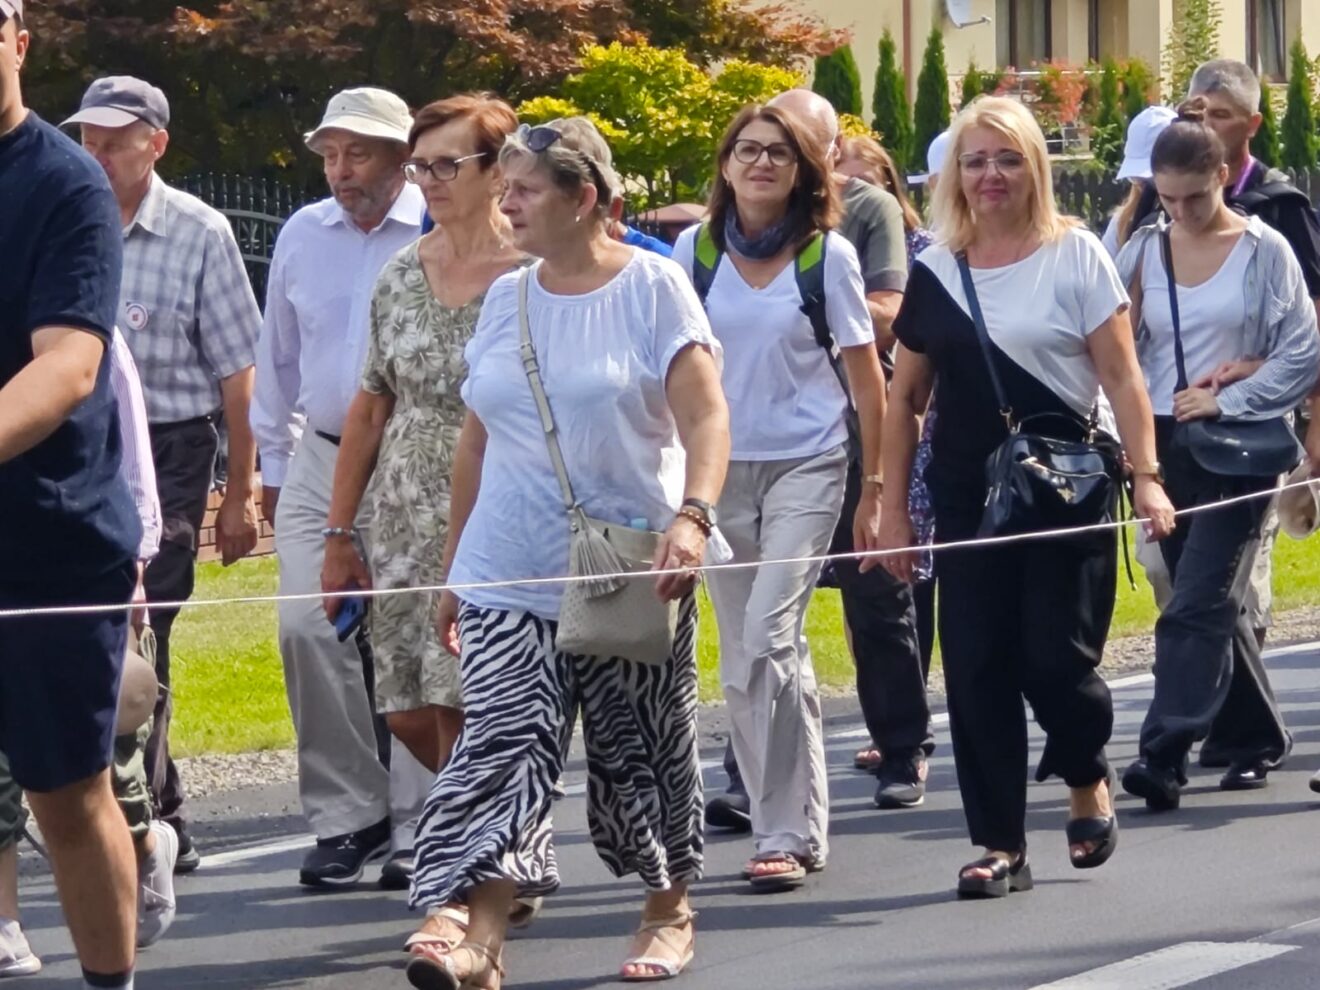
left=947, top=0, right=992, bottom=27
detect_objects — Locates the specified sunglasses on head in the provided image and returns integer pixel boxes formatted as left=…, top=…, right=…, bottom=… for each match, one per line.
left=518, top=124, right=564, bottom=154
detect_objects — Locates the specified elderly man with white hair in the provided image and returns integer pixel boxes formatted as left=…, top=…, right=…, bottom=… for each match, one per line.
left=704, top=88, right=933, bottom=827
left=252, top=87, right=432, bottom=890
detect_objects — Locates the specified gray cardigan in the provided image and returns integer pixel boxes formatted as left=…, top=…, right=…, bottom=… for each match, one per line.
left=1116, top=216, right=1320, bottom=420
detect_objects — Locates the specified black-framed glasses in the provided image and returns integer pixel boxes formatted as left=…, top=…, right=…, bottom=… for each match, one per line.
left=518, top=124, right=564, bottom=153
left=403, top=153, right=487, bottom=183
left=957, top=151, right=1027, bottom=175
left=731, top=139, right=797, bottom=168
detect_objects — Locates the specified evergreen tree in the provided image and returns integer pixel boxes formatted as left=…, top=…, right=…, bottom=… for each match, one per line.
left=913, top=27, right=951, bottom=170
left=1090, top=57, right=1126, bottom=173
left=871, top=29, right=913, bottom=170
left=1121, top=59, right=1157, bottom=121
left=960, top=60, right=983, bottom=108
left=813, top=43, right=863, bottom=117
left=1162, top=0, right=1221, bottom=100
left=1281, top=38, right=1319, bottom=170
left=1251, top=84, right=1281, bottom=168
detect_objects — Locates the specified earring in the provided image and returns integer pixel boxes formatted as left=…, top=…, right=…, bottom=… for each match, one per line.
left=574, top=214, right=582, bottom=224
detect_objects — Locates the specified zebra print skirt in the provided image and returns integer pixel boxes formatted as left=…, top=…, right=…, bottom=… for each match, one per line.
left=410, top=595, right=703, bottom=908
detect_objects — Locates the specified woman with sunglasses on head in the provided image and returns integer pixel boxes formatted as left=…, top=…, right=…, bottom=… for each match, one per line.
left=1115, top=102, right=1318, bottom=810
left=320, top=93, right=524, bottom=902
left=671, top=105, right=887, bottom=892
left=404, top=117, right=729, bottom=989
left=878, top=96, right=1175, bottom=899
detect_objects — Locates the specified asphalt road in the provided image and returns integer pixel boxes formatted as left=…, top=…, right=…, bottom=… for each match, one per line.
left=17, top=640, right=1320, bottom=989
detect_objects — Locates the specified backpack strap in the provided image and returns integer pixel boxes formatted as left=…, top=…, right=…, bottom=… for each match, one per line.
left=794, top=232, right=832, bottom=351
left=691, top=222, right=721, bottom=306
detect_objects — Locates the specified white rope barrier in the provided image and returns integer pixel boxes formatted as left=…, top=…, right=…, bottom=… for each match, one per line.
left=0, top=474, right=1315, bottom=620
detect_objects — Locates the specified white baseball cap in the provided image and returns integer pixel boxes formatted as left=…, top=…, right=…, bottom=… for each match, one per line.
left=1116, top=105, right=1178, bottom=181
left=305, top=87, right=413, bottom=152
left=0, top=0, right=22, bottom=20
left=910, top=130, right=952, bottom=185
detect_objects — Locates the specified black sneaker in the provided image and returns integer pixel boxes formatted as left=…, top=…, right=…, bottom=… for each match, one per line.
left=704, top=792, right=751, bottom=832
left=379, top=849, right=414, bottom=891
left=174, top=827, right=201, bottom=875
left=1121, top=759, right=1182, bottom=811
left=874, top=752, right=927, bottom=809
left=1220, top=759, right=1272, bottom=791
left=299, top=818, right=391, bottom=888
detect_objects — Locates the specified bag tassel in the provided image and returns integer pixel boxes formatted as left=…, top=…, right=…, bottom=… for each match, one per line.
left=570, top=515, right=629, bottom=597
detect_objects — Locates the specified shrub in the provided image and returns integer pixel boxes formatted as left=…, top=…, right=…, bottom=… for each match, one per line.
left=1281, top=38, right=1319, bottom=170
left=813, top=43, right=863, bottom=117
left=871, top=29, right=912, bottom=168
left=913, top=27, right=951, bottom=172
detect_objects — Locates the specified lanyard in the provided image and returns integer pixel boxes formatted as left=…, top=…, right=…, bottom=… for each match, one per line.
left=1230, top=156, right=1257, bottom=199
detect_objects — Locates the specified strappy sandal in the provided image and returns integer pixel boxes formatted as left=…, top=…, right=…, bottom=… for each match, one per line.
left=403, top=904, right=469, bottom=954
left=956, top=851, right=1032, bottom=900
left=854, top=747, right=883, bottom=772
left=1067, top=767, right=1119, bottom=870
left=406, top=939, right=503, bottom=990
left=746, top=851, right=808, bottom=891
left=620, top=909, right=696, bottom=982
left=508, top=895, right=543, bottom=930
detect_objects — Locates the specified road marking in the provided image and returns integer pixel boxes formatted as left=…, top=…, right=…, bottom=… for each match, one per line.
left=1029, top=941, right=1297, bottom=989
left=203, top=834, right=313, bottom=867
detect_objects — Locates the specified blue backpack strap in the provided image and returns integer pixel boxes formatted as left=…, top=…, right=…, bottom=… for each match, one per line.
left=691, top=222, right=721, bottom=306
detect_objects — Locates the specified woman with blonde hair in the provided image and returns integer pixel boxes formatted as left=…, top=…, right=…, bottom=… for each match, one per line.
left=878, top=96, right=1175, bottom=898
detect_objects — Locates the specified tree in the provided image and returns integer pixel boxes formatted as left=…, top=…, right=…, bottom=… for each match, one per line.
left=1090, top=57, right=1126, bottom=172
left=1121, top=58, right=1158, bottom=122
left=1162, top=0, right=1221, bottom=101
left=813, top=43, right=863, bottom=117
left=1281, top=38, right=1320, bottom=170
left=960, top=60, right=984, bottom=109
left=1252, top=84, right=1281, bottom=168
left=912, top=27, right=950, bottom=172
left=519, top=41, right=802, bottom=206
left=871, top=29, right=912, bottom=170
left=23, top=0, right=833, bottom=189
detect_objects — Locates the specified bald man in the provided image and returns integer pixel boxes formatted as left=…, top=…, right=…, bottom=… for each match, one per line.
left=706, top=90, right=932, bottom=829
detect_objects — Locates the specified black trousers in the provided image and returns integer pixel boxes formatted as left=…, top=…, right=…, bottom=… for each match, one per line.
left=1138, top=419, right=1289, bottom=769
left=938, top=499, right=1116, bottom=852
left=721, top=459, right=931, bottom=797
left=143, top=416, right=218, bottom=833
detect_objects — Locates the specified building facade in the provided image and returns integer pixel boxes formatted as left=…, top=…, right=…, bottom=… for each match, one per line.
left=809, top=0, right=1320, bottom=103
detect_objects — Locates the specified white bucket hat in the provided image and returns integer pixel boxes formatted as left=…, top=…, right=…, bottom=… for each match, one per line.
left=1116, top=105, right=1178, bottom=181
left=305, top=87, right=412, bottom=152
left=1279, top=462, right=1320, bottom=540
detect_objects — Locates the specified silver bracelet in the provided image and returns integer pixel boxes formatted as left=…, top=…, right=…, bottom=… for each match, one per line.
left=321, top=526, right=357, bottom=540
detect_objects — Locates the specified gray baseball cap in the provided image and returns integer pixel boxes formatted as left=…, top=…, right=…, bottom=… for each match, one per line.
left=0, top=1, right=21, bottom=21
left=63, top=76, right=170, bottom=130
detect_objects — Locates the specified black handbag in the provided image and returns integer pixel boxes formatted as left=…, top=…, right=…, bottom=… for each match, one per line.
left=1159, top=228, right=1301, bottom=478
left=956, top=253, right=1121, bottom=538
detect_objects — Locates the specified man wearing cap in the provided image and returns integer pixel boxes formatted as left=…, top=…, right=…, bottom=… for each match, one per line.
left=65, top=75, right=264, bottom=876
left=913, top=129, right=951, bottom=196
left=252, top=87, right=432, bottom=889
left=0, top=3, right=143, bottom=987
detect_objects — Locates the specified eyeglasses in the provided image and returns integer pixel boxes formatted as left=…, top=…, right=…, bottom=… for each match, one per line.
left=731, top=139, right=797, bottom=168
left=403, top=153, right=487, bottom=183
left=957, top=151, right=1027, bottom=175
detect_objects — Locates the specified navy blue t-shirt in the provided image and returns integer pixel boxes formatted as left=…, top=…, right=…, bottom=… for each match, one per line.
left=0, top=112, right=140, bottom=580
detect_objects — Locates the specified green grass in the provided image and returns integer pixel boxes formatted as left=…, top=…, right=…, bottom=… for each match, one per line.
left=171, top=535, right=1320, bottom=757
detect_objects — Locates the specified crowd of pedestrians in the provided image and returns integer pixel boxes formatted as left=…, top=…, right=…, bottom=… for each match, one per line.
left=3, top=0, right=1320, bottom=981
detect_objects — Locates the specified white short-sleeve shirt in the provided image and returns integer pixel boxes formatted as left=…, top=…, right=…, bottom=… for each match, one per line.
left=450, top=249, right=721, bottom=620
left=672, top=227, right=874, bottom=460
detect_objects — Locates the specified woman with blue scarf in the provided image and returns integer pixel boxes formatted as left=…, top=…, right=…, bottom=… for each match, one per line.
left=672, top=104, right=887, bottom=892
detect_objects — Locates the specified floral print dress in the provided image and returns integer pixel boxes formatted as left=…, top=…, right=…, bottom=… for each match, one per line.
left=905, top=227, right=938, bottom=582
left=362, top=242, right=521, bottom=712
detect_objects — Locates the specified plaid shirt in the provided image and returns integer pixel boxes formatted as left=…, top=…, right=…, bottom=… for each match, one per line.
left=119, top=174, right=261, bottom=424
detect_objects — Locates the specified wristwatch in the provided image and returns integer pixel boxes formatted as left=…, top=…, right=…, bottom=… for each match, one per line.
left=680, top=497, right=718, bottom=529
left=1131, top=462, right=1165, bottom=485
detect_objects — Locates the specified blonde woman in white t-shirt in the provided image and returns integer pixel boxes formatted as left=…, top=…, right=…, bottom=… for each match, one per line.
left=673, top=103, right=888, bottom=893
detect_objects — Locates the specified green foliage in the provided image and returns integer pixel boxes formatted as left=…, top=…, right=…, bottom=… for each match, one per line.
left=1121, top=58, right=1158, bottom=122
left=959, top=60, right=983, bottom=108
left=1162, top=0, right=1222, bottom=101
left=812, top=43, right=863, bottom=117
left=912, top=28, right=951, bottom=173
left=870, top=29, right=912, bottom=170
left=1252, top=84, right=1282, bottom=168
left=1281, top=38, right=1320, bottom=170
left=1090, top=58, right=1126, bottom=172
left=519, top=41, right=802, bottom=207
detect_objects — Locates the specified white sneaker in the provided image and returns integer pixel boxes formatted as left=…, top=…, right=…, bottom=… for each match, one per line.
left=137, top=820, right=178, bottom=948
left=0, top=918, right=41, bottom=977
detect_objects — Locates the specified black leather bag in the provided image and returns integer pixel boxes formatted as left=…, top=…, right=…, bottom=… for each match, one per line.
left=957, top=253, right=1121, bottom=538
left=1158, top=229, right=1301, bottom=478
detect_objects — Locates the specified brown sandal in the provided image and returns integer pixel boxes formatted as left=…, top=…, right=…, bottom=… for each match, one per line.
left=620, top=910, right=695, bottom=982
left=403, top=903, right=469, bottom=954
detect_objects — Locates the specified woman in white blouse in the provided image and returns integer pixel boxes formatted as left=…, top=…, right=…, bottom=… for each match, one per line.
left=672, top=104, right=887, bottom=892
left=404, top=118, right=729, bottom=988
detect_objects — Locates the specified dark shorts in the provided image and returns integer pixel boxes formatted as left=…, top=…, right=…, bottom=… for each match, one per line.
left=0, top=561, right=135, bottom=793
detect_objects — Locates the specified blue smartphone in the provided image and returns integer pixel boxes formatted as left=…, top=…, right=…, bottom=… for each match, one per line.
left=333, top=590, right=368, bottom=643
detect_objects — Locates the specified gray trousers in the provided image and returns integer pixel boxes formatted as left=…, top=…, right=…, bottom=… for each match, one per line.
left=707, top=446, right=846, bottom=865
left=274, top=431, right=431, bottom=845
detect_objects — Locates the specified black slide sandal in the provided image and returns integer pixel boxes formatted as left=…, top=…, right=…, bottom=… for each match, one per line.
left=1067, top=768, right=1119, bottom=870
left=956, top=852, right=1033, bottom=899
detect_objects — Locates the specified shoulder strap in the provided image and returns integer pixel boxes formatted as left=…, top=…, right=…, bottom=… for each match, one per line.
left=691, top=222, right=721, bottom=306
left=516, top=269, right=578, bottom=514
left=1158, top=228, right=1189, bottom=393
left=794, top=232, right=831, bottom=351
left=955, top=252, right=1013, bottom=428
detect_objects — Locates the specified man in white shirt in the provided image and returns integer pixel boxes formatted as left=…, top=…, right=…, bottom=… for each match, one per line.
left=252, top=88, right=432, bottom=890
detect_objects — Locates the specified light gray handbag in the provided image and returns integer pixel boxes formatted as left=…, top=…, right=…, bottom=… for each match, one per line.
left=516, top=269, right=678, bottom=665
